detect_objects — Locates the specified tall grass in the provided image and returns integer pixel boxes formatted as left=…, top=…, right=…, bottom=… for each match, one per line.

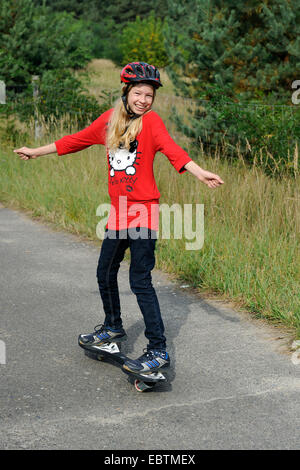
left=155, top=154, right=300, bottom=333
left=1, top=59, right=299, bottom=337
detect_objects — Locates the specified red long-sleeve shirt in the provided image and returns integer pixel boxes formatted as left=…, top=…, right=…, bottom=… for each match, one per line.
left=55, top=109, right=192, bottom=230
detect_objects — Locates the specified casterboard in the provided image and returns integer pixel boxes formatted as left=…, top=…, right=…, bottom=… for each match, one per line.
left=78, top=338, right=167, bottom=392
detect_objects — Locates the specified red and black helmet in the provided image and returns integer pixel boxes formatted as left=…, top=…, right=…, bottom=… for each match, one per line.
left=120, top=62, right=163, bottom=88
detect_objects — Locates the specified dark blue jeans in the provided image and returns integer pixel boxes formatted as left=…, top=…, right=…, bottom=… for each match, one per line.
left=96, top=228, right=166, bottom=351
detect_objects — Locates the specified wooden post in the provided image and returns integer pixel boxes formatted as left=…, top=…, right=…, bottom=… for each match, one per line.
left=32, top=75, right=42, bottom=140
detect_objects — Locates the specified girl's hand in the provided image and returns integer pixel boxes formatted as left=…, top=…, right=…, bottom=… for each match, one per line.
left=13, top=143, right=56, bottom=160
left=13, top=147, right=39, bottom=160
left=184, top=161, right=224, bottom=188
left=197, top=169, right=224, bottom=188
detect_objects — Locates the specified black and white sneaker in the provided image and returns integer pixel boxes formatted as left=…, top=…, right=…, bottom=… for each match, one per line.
left=123, top=349, right=170, bottom=375
left=78, top=324, right=127, bottom=348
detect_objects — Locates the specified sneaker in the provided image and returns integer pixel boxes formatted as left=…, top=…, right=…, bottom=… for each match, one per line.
left=78, top=324, right=127, bottom=347
left=123, top=349, right=170, bottom=374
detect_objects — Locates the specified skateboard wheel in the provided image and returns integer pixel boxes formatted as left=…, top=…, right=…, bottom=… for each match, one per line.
left=134, top=379, right=156, bottom=392
left=134, top=379, right=146, bottom=392
left=96, top=354, right=104, bottom=361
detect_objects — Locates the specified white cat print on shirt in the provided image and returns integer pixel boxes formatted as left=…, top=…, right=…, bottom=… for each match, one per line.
left=109, top=140, right=140, bottom=177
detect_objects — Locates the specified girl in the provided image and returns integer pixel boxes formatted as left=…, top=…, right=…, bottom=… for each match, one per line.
left=14, top=62, right=224, bottom=376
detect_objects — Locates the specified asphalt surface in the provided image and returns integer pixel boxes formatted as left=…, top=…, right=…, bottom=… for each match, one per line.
left=0, top=205, right=299, bottom=450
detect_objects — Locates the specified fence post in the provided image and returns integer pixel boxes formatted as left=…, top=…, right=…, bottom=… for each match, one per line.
left=0, top=80, right=6, bottom=104
left=32, top=75, right=42, bottom=140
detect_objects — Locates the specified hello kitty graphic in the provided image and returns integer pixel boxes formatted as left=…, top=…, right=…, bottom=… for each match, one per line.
left=109, top=140, right=140, bottom=177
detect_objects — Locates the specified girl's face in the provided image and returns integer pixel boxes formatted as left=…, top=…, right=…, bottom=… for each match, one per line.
left=127, top=83, right=154, bottom=116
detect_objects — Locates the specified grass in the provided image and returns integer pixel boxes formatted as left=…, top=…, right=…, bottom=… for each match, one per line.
left=1, top=59, right=300, bottom=338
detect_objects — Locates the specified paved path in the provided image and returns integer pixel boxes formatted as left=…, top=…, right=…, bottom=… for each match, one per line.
left=0, top=206, right=299, bottom=450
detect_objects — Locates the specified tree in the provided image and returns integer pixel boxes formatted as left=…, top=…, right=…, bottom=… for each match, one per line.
left=120, top=13, right=168, bottom=67
left=166, top=0, right=300, bottom=100
left=92, top=0, right=168, bottom=24
left=165, top=0, right=300, bottom=174
left=32, top=0, right=170, bottom=61
left=33, top=0, right=168, bottom=22
left=0, top=0, right=93, bottom=87
left=32, top=0, right=99, bottom=20
left=0, top=0, right=103, bottom=130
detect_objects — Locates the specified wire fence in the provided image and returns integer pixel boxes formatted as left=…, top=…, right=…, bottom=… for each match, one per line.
left=3, top=83, right=299, bottom=109
left=1, top=82, right=299, bottom=175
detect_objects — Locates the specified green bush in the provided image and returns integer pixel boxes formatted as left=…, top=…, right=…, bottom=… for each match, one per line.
left=173, top=84, right=300, bottom=176
left=35, top=70, right=106, bottom=130
left=1, top=70, right=106, bottom=137
left=119, top=13, right=168, bottom=67
left=0, top=0, right=104, bottom=136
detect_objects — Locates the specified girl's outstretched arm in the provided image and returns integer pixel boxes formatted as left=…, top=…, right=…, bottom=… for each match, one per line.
left=14, top=109, right=114, bottom=161
left=13, top=143, right=57, bottom=161
left=184, top=161, right=224, bottom=189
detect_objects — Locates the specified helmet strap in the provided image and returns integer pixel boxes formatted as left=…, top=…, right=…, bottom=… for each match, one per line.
left=121, top=89, right=140, bottom=120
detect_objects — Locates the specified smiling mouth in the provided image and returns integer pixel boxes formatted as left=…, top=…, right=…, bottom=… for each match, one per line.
left=134, top=105, right=148, bottom=111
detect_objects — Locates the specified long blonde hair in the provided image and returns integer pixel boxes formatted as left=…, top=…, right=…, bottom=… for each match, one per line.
left=106, top=84, right=155, bottom=151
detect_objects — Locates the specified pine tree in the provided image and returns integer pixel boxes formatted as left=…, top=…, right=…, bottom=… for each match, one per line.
left=164, top=0, right=300, bottom=174
left=166, top=0, right=300, bottom=101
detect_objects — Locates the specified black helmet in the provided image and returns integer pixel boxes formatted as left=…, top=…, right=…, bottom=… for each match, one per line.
left=120, top=62, right=162, bottom=88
